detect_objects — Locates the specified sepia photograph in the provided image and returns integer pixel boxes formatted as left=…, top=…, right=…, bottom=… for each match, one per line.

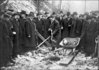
left=0, top=0, right=99, bottom=70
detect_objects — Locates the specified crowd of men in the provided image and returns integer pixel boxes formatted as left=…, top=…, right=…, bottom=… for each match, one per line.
left=0, top=9, right=99, bottom=68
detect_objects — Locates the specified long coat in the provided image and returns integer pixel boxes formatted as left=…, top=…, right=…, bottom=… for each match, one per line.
left=42, top=18, right=51, bottom=38
left=18, top=18, right=31, bottom=53
left=82, top=20, right=98, bottom=55
left=26, top=18, right=36, bottom=50
left=0, top=18, right=13, bottom=68
left=34, top=18, right=44, bottom=44
left=73, top=19, right=83, bottom=37
left=10, top=18, right=20, bottom=57
left=96, top=19, right=99, bottom=35
left=75, top=19, right=84, bottom=37
left=49, top=19, right=60, bottom=41
left=75, top=19, right=85, bottom=50
left=35, top=18, right=44, bottom=35
left=62, top=18, right=72, bottom=38
left=56, top=17, right=64, bottom=41
left=18, top=18, right=26, bottom=53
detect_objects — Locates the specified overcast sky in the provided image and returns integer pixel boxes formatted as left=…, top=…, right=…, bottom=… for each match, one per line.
left=49, top=0, right=99, bottom=14
left=69, top=0, right=98, bottom=14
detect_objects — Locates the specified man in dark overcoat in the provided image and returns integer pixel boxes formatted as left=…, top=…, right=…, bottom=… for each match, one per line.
left=18, top=10, right=33, bottom=53
left=26, top=12, right=37, bottom=50
left=35, top=13, right=44, bottom=44
left=49, top=13, right=60, bottom=49
left=42, top=12, right=51, bottom=39
left=10, top=13, right=20, bottom=58
left=82, top=16, right=98, bottom=56
left=0, top=13, right=13, bottom=68
left=70, top=12, right=78, bottom=37
left=56, top=11, right=64, bottom=41
left=62, top=12, right=72, bottom=38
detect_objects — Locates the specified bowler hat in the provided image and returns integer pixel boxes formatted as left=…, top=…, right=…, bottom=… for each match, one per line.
left=67, top=12, right=71, bottom=16
left=20, top=10, right=26, bottom=14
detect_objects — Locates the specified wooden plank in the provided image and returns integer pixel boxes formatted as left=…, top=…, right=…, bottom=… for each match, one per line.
left=36, top=31, right=52, bottom=47
left=59, top=50, right=79, bottom=66
left=37, top=36, right=51, bottom=48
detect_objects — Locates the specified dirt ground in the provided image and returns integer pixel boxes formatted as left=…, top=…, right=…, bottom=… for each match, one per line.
left=2, top=46, right=98, bottom=70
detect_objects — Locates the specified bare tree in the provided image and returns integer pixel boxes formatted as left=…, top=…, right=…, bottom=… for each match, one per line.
left=0, top=0, right=9, bottom=11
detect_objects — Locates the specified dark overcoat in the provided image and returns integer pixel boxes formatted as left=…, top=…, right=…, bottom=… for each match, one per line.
left=62, top=18, right=72, bottom=38
left=0, top=18, right=13, bottom=68
left=42, top=18, right=51, bottom=38
left=10, top=18, right=20, bottom=57
left=49, top=19, right=60, bottom=41
left=82, top=20, right=98, bottom=55
left=25, top=18, right=36, bottom=50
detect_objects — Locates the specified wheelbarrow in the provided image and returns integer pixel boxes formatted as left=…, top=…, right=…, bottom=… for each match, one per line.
left=58, top=37, right=81, bottom=66
left=60, top=37, right=80, bottom=52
